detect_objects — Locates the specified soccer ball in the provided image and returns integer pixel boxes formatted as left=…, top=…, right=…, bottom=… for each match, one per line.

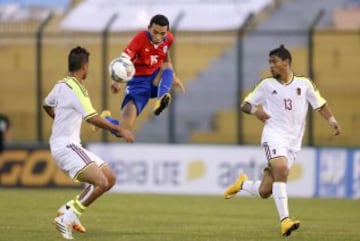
left=109, top=57, right=135, bottom=82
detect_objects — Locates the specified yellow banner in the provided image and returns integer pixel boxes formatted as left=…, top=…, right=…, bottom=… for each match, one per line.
left=0, top=149, right=81, bottom=187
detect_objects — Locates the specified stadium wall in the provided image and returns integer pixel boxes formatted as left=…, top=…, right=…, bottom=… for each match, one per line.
left=2, top=144, right=357, bottom=199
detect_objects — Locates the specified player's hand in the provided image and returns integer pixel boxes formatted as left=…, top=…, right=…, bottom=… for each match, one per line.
left=173, top=75, right=185, bottom=93
left=117, top=127, right=135, bottom=143
left=110, top=81, right=122, bottom=94
left=329, top=118, right=341, bottom=136
left=254, top=109, right=271, bottom=122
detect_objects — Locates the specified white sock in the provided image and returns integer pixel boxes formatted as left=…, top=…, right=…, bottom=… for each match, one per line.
left=66, top=199, right=74, bottom=207
left=242, top=180, right=261, bottom=197
left=63, top=207, right=79, bottom=225
left=272, top=182, right=289, bottom=221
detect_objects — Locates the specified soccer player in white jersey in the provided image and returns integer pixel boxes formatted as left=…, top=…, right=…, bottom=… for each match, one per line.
left=224, top=45, right=341, bottom=237
left=43, top=46, right=135, bottom=239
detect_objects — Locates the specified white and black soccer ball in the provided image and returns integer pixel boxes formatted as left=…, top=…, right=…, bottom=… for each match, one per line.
left=109, top=57, right=135, bottom=82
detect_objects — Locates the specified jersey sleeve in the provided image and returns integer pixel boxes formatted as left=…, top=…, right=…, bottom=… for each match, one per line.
left=164, top=32, right=174, bottom=62
left=243, top=79, right=267, bottom=105
left=167, top=31, right=174, bottom=48
left=123, top=32, right=144, bottom=60
left=44, top=85, right=59, bottom=107
left=305, top=79, right=327, bottom=110
left=70, top=85, right=97, bottom=120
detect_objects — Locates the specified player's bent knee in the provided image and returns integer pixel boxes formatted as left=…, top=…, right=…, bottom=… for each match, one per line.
left=259, top=187, right=272, bottom=199
left=106, top=173, right=116, bottom=190
left=94, top=178, right=110, bottom=192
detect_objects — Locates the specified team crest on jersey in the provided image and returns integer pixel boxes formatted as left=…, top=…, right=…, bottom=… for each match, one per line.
left=163, top=45, right=168, bottom=53
left=296, top=88, right=301, bottom=95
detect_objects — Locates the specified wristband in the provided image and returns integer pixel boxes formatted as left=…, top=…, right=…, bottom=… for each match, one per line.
left=250, top=106, right=258, bottom=114
left=328, top=116, right=337, bottom=124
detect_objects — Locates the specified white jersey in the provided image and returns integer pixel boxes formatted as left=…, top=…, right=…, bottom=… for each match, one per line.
left=244, top=75, right=326, bottom=151
left=44, top=76, right=97, bottom=151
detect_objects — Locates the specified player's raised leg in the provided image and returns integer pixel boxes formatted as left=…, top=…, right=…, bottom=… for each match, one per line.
left=153, top=68, right=173, bottom=115
left=225, top=167, right=274, bottom=199
left=120, top=99, right=140, bottom=131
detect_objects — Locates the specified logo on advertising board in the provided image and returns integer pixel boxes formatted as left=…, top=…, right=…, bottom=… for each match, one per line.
left=352, top=150, right=360, bottom=199
left=316, top=149, right=348, bottom=198
left=88, top=144, right=315, bottom=196
left=0, top=149, right=81, bottom=188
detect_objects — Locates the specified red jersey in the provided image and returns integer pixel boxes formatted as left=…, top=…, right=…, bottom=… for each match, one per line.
left=123, top=31, right=173, bottom=76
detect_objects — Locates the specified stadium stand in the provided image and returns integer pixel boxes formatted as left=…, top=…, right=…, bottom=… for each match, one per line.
left=0, top=0, right=70, bottom=22
left=1, top=0, right=359, bottom=147
left=60, top=0, right=274, bottom=32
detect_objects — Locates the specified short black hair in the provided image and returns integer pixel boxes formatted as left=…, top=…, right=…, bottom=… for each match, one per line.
left=269, top=44, right=292, bottom=65
left=149, top=14, right=170, bottom=29
left=68, top=46, right=90, bottom=72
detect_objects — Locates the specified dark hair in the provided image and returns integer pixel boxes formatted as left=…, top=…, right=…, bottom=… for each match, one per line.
left=149, top=14, right=170, bottom=29
left=68, top=46, right=90, bottom=72
left=269, top=44, right=292, bottom=65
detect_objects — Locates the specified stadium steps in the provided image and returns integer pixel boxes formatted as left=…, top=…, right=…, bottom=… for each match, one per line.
left=191, top=109, right=262, bottom=145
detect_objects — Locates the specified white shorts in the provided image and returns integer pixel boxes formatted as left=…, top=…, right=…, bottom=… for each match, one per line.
left=262, top=141, right=297, bottom=168
left=51, top=143, right=106, bottom=179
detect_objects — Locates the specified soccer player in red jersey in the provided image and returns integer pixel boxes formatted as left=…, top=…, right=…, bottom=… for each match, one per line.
left=108, top=14, right=185, bottom=132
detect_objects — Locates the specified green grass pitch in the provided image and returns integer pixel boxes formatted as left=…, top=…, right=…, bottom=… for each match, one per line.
left=0, top=189, right=359, bottom=241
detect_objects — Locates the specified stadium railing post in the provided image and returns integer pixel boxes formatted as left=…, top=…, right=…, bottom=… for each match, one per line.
left=101, top=13, right=119, bottom=143
left=36, top=12, right=53, bottom=143
left=168, top=11, right=184, bottom=144
left=236, top=13, right=254, bottom=145
left=307, top=9, right=324, bottom=146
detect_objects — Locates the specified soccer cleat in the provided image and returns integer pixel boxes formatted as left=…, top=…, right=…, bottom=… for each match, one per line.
left=153, top=93, right=172, bottom=116
left=90, top=110, right=112, bottom=132
left=54, top=216, right=74, bottom=240
left=281, top=217, right=300, bottom=237
left=57, top=205, right=86, bottom=233
left=223, top=174, right=248, bottom=199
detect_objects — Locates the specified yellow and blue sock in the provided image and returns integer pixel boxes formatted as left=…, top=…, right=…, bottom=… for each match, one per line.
left=157, top=68, right=173, bottom=98
left=104, top=116, right=122, bottom=137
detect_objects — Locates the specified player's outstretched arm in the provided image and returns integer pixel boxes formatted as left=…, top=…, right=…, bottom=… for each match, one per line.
left=114, top=125, right=135, bottom=143
left=43, top=105, right=55, bottom=119
left=317, top=104, right=341, bottom=135
left=87, top=115, right=135, bottom=143
left=173, top=74, right=185, bottom=93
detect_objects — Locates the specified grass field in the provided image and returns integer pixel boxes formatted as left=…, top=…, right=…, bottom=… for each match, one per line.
left=0, top=189, right=359, bottom=241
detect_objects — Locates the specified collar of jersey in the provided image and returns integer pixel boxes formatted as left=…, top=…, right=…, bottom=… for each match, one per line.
left=277, top=73, right=294, bottom=86
left=66, top=76, right=81, bottom=84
